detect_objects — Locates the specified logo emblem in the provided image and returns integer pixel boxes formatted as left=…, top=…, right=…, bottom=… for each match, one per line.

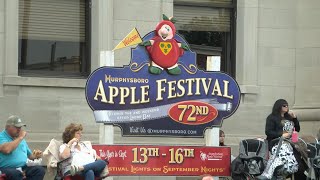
left=200, top=151, right=207, bottom=161
left=159, top=42, right=172, bottom=55
left=168, top=101, right=218, bottom=125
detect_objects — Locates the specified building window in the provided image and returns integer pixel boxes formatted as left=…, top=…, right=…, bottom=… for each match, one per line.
left=18, top=0, right=90, bottom=77
left=174, top=0, right=236, bottom=77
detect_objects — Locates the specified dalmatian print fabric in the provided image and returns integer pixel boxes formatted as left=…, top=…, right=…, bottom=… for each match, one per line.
left=260, top=141, right=298, bottom=179
left=282, top=120, right=294, bottom=134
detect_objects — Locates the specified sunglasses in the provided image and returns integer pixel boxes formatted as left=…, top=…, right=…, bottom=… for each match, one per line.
left=282, top=105, right=288, bottom=107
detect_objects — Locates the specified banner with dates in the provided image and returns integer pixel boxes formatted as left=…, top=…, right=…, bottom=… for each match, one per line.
left=85, top=28, right=241, bottom=137
left=93, top=145, right=231, bottom=176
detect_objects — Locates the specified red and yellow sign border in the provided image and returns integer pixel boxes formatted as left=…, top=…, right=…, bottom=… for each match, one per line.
left=93, top=145, right=231, bottom=176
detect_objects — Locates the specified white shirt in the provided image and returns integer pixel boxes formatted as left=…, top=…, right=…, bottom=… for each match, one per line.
left=59, top=142, right=96, bottom=166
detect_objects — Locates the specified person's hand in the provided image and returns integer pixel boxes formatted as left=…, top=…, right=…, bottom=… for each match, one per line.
left=180, top=43, right=190, bottom=51
left=139, top=41, right=151, bottom=46
left=288, top=110, right=297, bottom=118
left=32, top=149, right=42, bottom=159
left=96, top=155, right=101, bottom=160
left=282, top=132, right=291, bottom=138
left=18, top=130, right=27, bottom=140
left=68, top=138, right=79, bottom=147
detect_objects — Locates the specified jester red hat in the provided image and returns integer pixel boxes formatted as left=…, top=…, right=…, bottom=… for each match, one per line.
left=155, top=16, right=176, bottom=36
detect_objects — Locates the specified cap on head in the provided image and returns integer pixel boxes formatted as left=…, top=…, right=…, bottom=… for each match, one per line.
left=155, top=20, right=176, bottom=36
left=6, top=115, right=26, bottom=128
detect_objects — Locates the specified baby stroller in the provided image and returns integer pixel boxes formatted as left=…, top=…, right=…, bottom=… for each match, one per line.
left=267, top=137, right=311, bottom=180
left=231, top=138, right=269, bottom=180
left=306, top=138, right=320, bottom=180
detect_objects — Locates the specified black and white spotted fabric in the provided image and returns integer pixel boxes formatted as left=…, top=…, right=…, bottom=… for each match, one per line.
left=260, top=141, right=298, bottom=179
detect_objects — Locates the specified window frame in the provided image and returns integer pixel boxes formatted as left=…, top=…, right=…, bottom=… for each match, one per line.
left=174, top=0, right=237, bottom=77
left=17, top=0, right=92, bottom=78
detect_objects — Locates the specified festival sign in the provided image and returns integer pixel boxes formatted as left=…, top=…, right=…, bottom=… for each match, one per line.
left=93, top=145, right=231, bottom=176
left=85, top=15, right=241, bottom=137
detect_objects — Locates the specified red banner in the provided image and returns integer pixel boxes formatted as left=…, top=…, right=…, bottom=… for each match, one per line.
left=92, top=145, right=231, bottom=176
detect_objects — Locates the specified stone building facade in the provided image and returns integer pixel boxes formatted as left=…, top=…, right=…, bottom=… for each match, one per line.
left=0, top=0, right=319, bottom=179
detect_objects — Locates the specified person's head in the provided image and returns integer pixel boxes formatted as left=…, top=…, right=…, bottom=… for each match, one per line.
left=200, top=174, right=213, bottom=180
left=5, top=115, right=26, bottom=138
left=62, top=123, right=83, bottom=143
left=272, top=99, right=289, bottom=116
left=219, top=130, right=225, bottom=146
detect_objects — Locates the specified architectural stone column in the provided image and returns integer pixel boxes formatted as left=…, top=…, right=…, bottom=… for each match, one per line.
left=236, top=0, right=259, bottom=102
left=91, top=1, right=115, bottom=179
left=4, top=0, right=18, bottom=76
left=0, top=0, right=5, bottom=96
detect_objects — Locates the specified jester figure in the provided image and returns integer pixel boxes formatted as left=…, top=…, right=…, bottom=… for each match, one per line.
left=140, top=14, right=189, bottom=75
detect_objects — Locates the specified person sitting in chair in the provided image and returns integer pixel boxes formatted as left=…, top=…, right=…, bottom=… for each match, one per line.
left=257, top=99, right=306, bottom=179
left=0, top=115, right=45, bottom=180
left=59, top=123, right=107, bottom=180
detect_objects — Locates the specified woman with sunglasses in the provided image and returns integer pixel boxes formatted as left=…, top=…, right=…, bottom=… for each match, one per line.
left=257, top=99, right=306, bottom=180
left=265, top=99, right=300, bottom=148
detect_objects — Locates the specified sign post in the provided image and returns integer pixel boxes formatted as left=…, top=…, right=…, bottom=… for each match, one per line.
left=205, top=128, right=220, bottom=180
left=99, top=50, right=114, bottom=180
left=206, top=55, right=221, bottom=180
